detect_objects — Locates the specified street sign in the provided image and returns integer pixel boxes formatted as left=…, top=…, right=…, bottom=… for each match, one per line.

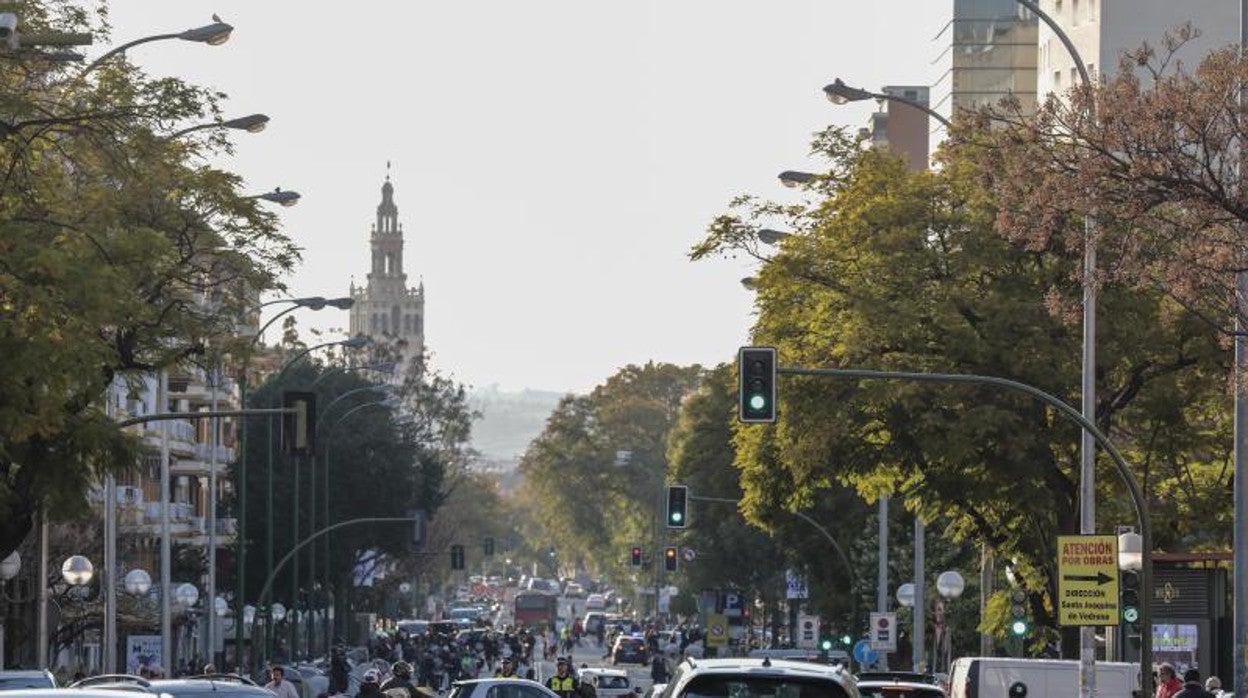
left=797, top=614, right=820, bottom=650
left=785, top=569, right=809, bottom=600
left=853, top=639, right=879, bottom=667
left=706, top=613, right=729, bottom=648
left=682, top=547, right=696, bottom=562
left=1057, top=534, right=1120, bottom=626
left=722, top=590, right=743, bottom=618
left=869, top=612, right=897, bottom=651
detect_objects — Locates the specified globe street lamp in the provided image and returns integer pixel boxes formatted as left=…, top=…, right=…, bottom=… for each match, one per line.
left=0, top=553, right=21, bottom=669
left=61, top=556, right=94, bottom=586
left=124, top=569, right=152, bottom=596
left=935, top=571, right=965, bottom=673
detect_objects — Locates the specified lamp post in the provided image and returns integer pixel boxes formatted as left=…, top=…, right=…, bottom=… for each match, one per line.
left=261, top=337, right=371, bottom=661
left=80, top=18, right=232, bottom=77
left=935, top=571, right=965, bottom=673
left=251, top=188, right=301, bottom=208
left=0, top=552, right=21, bottom=669
left=823, top=78, right=953, bottom=130
left=170, top=114, right=269, bottom=139
left=233, top=295, right=351, bottom=672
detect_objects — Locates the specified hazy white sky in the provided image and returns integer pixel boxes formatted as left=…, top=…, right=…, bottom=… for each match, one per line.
left=106, top=1, right=949, bottom=394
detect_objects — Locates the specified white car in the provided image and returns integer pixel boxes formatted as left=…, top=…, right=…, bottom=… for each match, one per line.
left=584, top=594, right=606, bottom=610
left=664, top=658, right=857, bottom=698
left=447, top=679, right=560, bottom=698
left=577, top=668, right=639, bottom=698
left=855, top=671, right=946, bottom=698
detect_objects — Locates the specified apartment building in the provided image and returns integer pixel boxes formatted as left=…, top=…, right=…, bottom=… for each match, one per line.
left=1036, top=0, right=1237, bottom=96
left=863, top=86, right=933, bottom=173
left=932, top=0, right=1040, bottom=121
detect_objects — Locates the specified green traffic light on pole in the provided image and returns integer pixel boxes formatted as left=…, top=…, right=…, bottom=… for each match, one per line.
left=1010, top=619, right=1029, bottom=636
left=819, top=638, right=833, bottom=651
left=738, top=347, right=777, bottom=423
left=667, top=484, right=689, bottom=529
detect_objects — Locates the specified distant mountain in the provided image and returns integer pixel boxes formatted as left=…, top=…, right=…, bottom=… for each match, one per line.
left=468, top=385, right=568, bottom=463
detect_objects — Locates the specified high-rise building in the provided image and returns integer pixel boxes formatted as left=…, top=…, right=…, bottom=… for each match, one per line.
left=932, top=0, right=1039, bottom=120
left=348, top=171, right=426, bottom=372
left=864, top=86, right=933, bottom=172
left=1035, top=0, right=1236, bottom=97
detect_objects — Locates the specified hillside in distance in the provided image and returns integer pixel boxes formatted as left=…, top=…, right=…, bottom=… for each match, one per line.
left=468, top=385, right=566, bottom=463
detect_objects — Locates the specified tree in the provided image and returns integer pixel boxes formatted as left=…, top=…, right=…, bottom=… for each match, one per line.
left=0, top=1, right=297, bottom=559
left=518, top=362, right=701, bottom=584
left=694, top=129, right=1230, bottom=653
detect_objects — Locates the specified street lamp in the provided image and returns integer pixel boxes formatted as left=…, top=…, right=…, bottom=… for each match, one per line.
left=757, top=229, right=792, bottom=245
left=80, top=18, right=233, bottom=77
left=124, top=569, right=152, bottom=596
left=823, top=78, right=953, bottom=130
left=896, top=583, right=915, bottom=609
left=935, top=571, right=965, bottom=673
left=170, top=113, right=270, bottom=139
left=61, top=556, right=94, bottom=586
left=252, top=188, right=301, bottom=208
left=778, top=171, right=817, bottom=188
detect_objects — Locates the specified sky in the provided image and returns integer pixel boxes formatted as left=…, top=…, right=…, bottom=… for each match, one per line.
left=106, top=1, right=949, bottom=394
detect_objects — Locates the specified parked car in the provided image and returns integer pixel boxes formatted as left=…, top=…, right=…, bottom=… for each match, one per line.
left=446, top=678, right=560, bottom=698
left=576, top=668, right=638, bottom=698
left=663, top=658, right=856, bottom=698
left=0, top=671, right=56, bottom=691
left=69, top=676, right=275, bottom=698
left=610, top=635, right=649, bottom=666
left=948, top=657, right=1137, bottom=698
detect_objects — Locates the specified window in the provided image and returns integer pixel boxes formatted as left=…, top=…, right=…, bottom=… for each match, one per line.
left=485, top=685, right=549, bottom=698
left=1053, top=70, right=1061, bottom=88
left=679, top=675, right=850, bottom=698
left=1072, top=0, right=1079, bottom=24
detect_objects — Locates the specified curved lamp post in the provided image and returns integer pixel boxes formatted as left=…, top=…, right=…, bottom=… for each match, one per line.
left=170, top=114, right=270, bottom=139
left=81, top=18, right=232, bottom=77
left=778, top=170, right=817, bottom=188
left=823, top=78, right=953, bottom=130
left=251, top=188, right=301, bottom=208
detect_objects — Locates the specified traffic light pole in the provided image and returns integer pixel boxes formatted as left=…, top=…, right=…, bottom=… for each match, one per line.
left=774, top=364, right=1153, bottom=698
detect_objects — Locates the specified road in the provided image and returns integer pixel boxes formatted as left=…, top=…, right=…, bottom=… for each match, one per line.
left=526, top=595, right=658, bottom=692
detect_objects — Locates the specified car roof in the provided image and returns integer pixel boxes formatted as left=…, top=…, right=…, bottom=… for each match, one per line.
left=579, top=669, right=628, bottom=677
left=0, top=692, right=123, bottom=698
left=678, top=657, right=852, bottom=679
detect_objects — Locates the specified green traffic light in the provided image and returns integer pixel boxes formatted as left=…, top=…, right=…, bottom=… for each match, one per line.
left=1123, top=607, right=1140, bottom=624
left=749, top=394, right=767, bottom=411
left=1010, top=620, right=1029, bottom=636
left=840, top=635, right=852, bottom=646
left=819, top=639, right=832, bottom=651
left=671, top=511, right=683, bottom=523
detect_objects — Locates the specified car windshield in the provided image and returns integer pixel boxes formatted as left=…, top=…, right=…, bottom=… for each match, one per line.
left=679, top=675, right=849, bottom=698
left=857, top=689, right=944, bottom=698
left=599, top=677, right=630, bottom=690
left=0, top=676, right=54, bottom=691
left=621, top=639, right=644, bottom=649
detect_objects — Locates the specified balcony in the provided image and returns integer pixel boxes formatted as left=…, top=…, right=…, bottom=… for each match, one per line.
left=196, top=443, right=236, bottom=464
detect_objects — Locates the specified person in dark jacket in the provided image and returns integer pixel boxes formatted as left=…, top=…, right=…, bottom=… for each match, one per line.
left=1175, top=668, right=1216, bottom=698
left=356, top=670, right=385, bottom=698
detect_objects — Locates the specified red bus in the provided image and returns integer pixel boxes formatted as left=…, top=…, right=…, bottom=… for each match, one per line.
left=514, top=590, right=558, bottom=628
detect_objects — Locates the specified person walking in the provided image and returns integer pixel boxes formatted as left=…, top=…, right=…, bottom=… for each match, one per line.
left=382, top=661, right=420, bottom=698
left=1204, top=676, right=1225, bottom=697
left=265, top=667, right=300, bottom=698
left=356, top=670, right=385, bottom=698
left=493, top=657, right=519, bottom=679
left=650, top=654, right=669, bottom=685
left=1174, top=669, right=1215, bottom=698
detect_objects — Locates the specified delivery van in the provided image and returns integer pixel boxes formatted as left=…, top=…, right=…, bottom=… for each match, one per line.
left=948, top=657, right=1139, bottom=697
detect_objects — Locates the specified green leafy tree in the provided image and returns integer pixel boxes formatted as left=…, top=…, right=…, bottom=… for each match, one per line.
left=0, top=1, right=297, bottom=558
left=694, top=129, right=1229, bottom=654
left=518, top=362, right=701, bottom=584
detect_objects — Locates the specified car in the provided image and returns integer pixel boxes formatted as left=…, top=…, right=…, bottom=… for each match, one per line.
left=564, top=582, right=586, bottom=598
left=576, top=668, right=638, bottom=698
left=4, top=690, right=125, bottom=698
left=610, top=635, right=649, bottom=666
left=399, top=619, right=430, bottom=637
left=446, top=678, right=561, bottom=698
left=0, top=671, right=57, bottom=691
left=855, top=671, right=945, bottom=698
left=584, top=594, right=606, bottom=611
left=69, top=676, right=276, bottom=698
left=663, top=657, right=857, bottom=698
left=642, top=684, right=666, bottom=698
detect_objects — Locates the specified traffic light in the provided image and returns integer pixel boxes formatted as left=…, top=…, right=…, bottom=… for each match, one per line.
left=1009, top=589, right=1030, bottom=637
left=840, top=634, right=852, bottom=647
left=450, top=544, right=465, bottom=571
left=484, top=537, right=495, bottom=556
left=738, top=346, right=777, bottom=423
left=663, top=546, right=678, bottom=572
left=281, top=391, right=317, bottom=455
left=666, top=485, right=689, bottom=528
left=819, top=637, right=833, bottom=652
left=1121, top=570, right=1141, bottom=628
left=630, top=546, right=643, bottom=568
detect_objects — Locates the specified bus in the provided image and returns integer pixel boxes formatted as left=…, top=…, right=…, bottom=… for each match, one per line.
left=514, top=590, right=558, bottom=628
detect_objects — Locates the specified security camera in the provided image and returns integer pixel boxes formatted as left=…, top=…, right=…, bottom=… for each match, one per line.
left=0, top=13, right=17, bottom=50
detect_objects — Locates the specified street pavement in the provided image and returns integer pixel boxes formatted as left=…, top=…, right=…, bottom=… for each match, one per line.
left=527, top=596, right=656, bottom=691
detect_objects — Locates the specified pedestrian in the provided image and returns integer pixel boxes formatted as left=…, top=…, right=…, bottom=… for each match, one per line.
left=1174, top=668, right=1215, bottom=697
left=494, top=657, right=519, bottom=679
left=202, top=663, right=218, bottom=675
left=265, top=666, right=300, bottom=698
left=650, top=653, right=669, bottom=684
left=1156, top=664, right=1184, bottom=698
left=356, top=670, right=385, bottom=698
left=382, top=661, right=420, bottom=698
left=1204, top=676, right=1224, bottom=697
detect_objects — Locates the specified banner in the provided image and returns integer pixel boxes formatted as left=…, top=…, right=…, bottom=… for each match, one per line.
left=126, top=635, right=162, bottom=674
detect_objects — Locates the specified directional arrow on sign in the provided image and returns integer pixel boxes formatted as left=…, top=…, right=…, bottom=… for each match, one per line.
left=1062, top=571, right=1114, bottom=585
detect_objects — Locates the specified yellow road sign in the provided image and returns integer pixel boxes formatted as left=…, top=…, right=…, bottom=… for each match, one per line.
left=706, top=613, right=728, bottom=648
left=1057, top=534, right=1120, bottom=626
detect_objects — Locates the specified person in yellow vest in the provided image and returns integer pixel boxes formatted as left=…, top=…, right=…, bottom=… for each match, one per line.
left=494, top=657, right=519, bottom=679
left=545, top=658, right=579, bottom=698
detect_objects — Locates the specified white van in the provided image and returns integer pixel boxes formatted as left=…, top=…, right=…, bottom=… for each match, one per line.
left=949, top=657, right=1139, bottom=697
